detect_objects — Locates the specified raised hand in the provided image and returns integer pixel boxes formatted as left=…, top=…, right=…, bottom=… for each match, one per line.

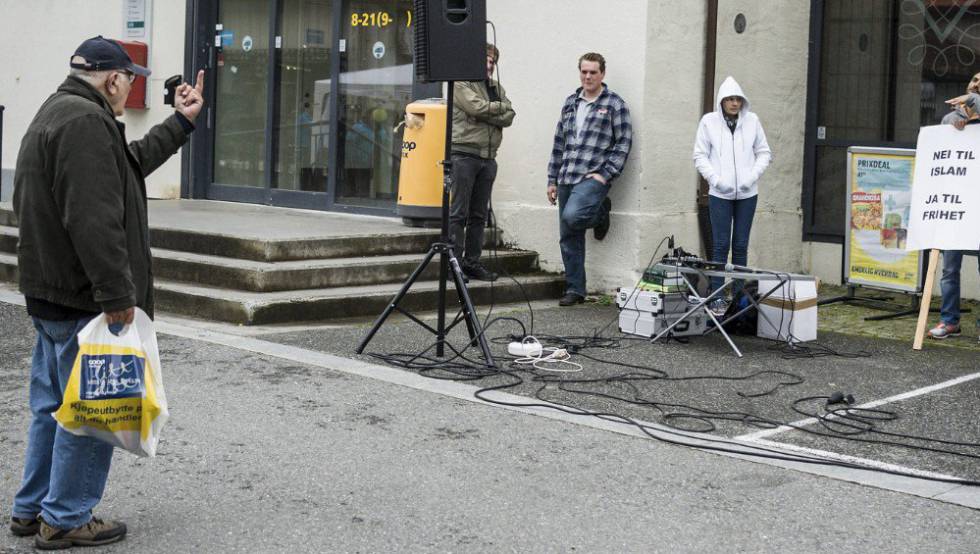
left=175, top=69, right=206, bottom=122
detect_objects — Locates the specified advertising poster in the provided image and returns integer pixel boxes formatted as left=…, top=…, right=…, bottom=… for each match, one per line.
left=845, top=148, right=922, bottom=292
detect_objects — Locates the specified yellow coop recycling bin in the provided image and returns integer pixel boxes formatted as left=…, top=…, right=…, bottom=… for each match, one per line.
left=396, top=98, right=446, bottom=227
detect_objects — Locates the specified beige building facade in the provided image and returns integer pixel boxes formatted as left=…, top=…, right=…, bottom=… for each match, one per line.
left=1, top=0, right=976, bottom=300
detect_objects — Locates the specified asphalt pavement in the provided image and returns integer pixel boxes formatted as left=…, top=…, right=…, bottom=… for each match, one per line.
left=2, top=296, right=979, bottom=553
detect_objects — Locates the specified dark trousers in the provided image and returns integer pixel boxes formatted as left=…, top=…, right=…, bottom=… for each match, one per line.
left=708, top=195, right=758, bottom=293
left=449, top=154, right=497, bottom=266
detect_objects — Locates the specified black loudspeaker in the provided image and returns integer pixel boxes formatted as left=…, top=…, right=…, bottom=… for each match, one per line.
left=413, top=0, right=487, bottom=82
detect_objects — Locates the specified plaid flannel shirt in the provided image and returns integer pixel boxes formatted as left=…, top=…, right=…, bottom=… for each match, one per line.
left=548, top=85, right=633, bottom=186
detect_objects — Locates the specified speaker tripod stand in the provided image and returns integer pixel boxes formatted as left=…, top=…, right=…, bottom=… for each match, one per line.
left=356, top=82, right=496, bottom=367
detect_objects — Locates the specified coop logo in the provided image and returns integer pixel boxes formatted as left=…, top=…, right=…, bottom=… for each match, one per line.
left=80, top=354, right=145, bottom=400
left=402, top=141, right=417, bottom=158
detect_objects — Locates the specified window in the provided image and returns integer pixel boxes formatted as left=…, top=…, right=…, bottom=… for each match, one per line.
left=804, top=0, right=980, bottom=241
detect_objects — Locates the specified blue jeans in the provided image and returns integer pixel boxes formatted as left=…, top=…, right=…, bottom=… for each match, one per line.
left=12, top=315, right=114, bottom=529
left=939, top=250, right=980, bottom=327
left=708, top=195, right=758, bottom=293
left=558, top=178, right=610, bottom=297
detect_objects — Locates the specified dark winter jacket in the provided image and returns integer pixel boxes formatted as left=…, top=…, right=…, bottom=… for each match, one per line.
left=13, top=76, right=191, bottom=317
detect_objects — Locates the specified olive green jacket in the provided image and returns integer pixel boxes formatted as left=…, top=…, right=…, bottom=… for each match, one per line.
left=451, top=80, right=516, bottom=159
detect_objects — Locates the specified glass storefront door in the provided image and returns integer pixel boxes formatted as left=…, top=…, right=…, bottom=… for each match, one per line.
left=200, top=0, right=429, bottom=214
left=213, top=0, right=270, bottom=191
left=335, top=0, right=413, bottom=209
left=275, top=0, right=333, bottom=192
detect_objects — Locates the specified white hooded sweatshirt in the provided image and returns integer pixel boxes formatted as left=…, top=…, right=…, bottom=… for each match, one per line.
left=693, top=76, right=772, bottom=200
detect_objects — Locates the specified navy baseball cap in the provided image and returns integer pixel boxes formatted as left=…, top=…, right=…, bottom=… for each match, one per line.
left=70, top=36, right=151, bottom=77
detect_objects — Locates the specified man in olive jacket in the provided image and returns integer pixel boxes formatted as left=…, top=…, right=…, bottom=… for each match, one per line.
left=9, top=36, right=204, bottom=549
left=450, top=43, right=516, bottom=281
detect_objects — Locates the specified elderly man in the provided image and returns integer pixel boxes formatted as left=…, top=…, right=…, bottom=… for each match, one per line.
left=546, top=52, right=633, bottom=306
left=9, top=36, right=204, bottom=549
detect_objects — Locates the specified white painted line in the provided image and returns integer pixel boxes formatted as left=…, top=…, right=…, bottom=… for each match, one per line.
left=744, top=437, right=962, bottom=482
left=735, top=371, right=980, bottom=442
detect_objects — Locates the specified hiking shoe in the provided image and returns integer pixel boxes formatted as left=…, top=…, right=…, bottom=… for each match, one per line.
left=594, top=197, right=612, bottom=241
left=928, top=322, right=961, bottom=340
left=35, top=517, right=127, bottom=550
left=558, top=292, right=585, bottom=306
left=10, top=516, right=39, bottom=537
left=463, top=263, right=498, bottom=282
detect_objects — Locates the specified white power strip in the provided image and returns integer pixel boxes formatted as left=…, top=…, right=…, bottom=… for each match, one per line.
left=508, top=340, right=543, bottom=357
left=508, top=336, right=580, bottom=372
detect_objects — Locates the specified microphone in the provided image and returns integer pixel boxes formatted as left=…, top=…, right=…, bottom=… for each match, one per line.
left=826, top=391, right=855, bottom=405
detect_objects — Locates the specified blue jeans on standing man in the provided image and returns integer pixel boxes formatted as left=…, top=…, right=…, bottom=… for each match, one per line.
left=939, top=250, right=980, bottom=329
left=11, top=315, right=115, bottom=529
left=558, top=178, right=610, bottom=297
left=708, top=194, right=758, bottom=294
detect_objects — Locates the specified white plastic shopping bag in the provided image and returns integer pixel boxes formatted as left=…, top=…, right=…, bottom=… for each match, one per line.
left=54, top=308, right=169, bottom=457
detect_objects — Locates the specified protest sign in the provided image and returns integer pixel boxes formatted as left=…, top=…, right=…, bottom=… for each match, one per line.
left=906, top=124, right=980, bottom=251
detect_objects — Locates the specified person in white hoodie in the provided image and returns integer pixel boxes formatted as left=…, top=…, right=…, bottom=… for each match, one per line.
left=693, top=76, right=772, bottom=312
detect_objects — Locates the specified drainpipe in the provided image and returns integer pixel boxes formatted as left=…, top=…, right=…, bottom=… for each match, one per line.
left=698, top=0, right=719, bottom=259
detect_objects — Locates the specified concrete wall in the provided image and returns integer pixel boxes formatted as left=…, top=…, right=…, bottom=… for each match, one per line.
left=490, top=0, right=818, bottom=298
left=713, top=0, right=810, bottom=274
left=489, top=0, right=706, bottom=292
left=0, top=0, right=187, bottom=200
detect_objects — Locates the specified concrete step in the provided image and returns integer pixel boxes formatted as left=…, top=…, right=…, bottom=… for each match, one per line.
left=0, top=225, right=16, bottom=254
left=1, top=203, right=500, bottom=262
left=0, top=252, right=16, bottom=283
left=0, top=206, right=15, bottom=227
left=0, top=251, right=563, bottom=325
left=152, top=247, right=539, bottom=292
left=149, top=227, right=501, bottom=262
left=153, top=275, right=565, bottom=325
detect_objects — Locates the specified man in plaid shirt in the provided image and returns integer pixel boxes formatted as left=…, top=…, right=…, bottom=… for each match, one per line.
left=547, top=52, right=633, bottom=306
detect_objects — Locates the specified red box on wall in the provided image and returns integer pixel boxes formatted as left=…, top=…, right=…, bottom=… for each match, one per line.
left=117, top=40, right=148, bottom=110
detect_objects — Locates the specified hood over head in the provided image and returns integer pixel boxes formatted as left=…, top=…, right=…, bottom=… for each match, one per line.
left=715, top=76, right=749, bottom=114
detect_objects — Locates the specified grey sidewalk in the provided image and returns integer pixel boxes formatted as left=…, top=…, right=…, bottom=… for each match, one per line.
left=2, top=297, right=978, bottom=553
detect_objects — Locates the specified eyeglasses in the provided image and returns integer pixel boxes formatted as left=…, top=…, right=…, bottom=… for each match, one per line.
left=116, top=71, right=136, bottom=84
